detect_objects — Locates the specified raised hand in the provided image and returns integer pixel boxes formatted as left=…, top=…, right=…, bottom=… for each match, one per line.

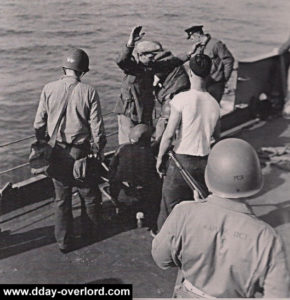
left=127, top=26, right=145, bottom=47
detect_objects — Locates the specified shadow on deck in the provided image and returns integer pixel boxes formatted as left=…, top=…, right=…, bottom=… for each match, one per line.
left=0, top=116, right=290, bottom=298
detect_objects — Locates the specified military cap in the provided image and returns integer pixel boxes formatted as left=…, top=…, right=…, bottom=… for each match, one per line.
left=185, top=25, right=203, bottom=39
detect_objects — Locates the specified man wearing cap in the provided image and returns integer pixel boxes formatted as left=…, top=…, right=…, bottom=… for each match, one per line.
left=108, top=124, right=161, bottom=232
left=34, top=48, right=106, bottom=253
left=115, top=26, right=195, bottom=144
left=185, top=25, right=234, bottom=103
left=156, top=54, right=220, bottom=232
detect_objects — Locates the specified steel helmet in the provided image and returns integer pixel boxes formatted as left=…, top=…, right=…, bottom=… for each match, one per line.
left=62, top=48, right=89, bottom=72
left=205, top=138, right=263, bottom=198
left=135, top=41, right=163, bottom=54
left=129, top=124, right=152, bottom=143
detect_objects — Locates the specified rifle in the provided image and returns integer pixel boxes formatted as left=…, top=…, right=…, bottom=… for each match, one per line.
left=168, top=151, right=208, bottom=199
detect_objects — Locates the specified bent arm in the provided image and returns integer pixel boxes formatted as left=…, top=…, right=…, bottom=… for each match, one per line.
left=157, top=105, right=181, bottom=161
left=151, top=205, right=181, bottom=269
left=216, top=41, right=234, bottom=82
left=153, top=51, right=192, bottom=74
left=115, top=44, right=140, bottom=73
left=34, top=88, right=48, bottom=141
left=90, top=90, right=107, bottom=154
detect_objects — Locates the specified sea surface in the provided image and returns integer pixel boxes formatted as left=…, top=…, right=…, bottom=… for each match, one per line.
left=0, top=0, right=290, bottom=183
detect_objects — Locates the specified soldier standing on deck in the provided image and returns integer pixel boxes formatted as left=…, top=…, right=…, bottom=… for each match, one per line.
left=185, top=25, right=234, bottom=103
left=33, top=48, right=106, bottom=253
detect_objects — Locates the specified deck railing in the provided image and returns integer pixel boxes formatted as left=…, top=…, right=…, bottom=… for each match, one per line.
left=0, top=111, right=118, bottom=188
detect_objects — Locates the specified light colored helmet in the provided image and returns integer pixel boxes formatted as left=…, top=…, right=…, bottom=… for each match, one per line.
left=205, top=138, right=263, bottom=198
left=135, top=41, right=162, bottom=54
left=129, top=124, right=152, bottom=143
left=62, top=48, right=89, bottom=72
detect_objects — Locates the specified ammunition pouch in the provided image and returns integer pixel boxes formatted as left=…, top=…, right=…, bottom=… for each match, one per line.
left=73, top=155, right=102, bottom=183
left=29, top=141, right=53, bottom=175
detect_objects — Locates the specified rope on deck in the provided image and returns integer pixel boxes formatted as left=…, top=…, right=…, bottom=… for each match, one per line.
left=0, top=136, right=34, bottom=148
left=0, top=131, right=118, bottom=176
left=0, top=163, right=30, bottom=176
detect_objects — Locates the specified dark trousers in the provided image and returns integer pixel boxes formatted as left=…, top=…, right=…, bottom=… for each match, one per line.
left=206, top=79, right=225, bottom=103
left=110, top=176, right=161, bottom=231
left=50, top=143, right=102, bottom=249
left=157, top=154, right=208, bottom=231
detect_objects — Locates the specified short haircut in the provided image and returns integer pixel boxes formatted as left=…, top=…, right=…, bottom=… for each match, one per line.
left=189, top=54, right=212, bottom=78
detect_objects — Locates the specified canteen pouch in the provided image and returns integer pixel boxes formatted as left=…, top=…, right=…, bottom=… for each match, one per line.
left=73, top=156, right=102, bottom=183
left=73, top=156, right=88, bottom=182
left=29, top=141, right=53, bottom=175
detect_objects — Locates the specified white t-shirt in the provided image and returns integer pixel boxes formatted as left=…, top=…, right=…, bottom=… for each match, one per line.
left=171, top=89, right=220, bottom=156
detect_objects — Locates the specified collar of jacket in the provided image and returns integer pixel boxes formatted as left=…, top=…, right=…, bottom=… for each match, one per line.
left=200, top=34, right=211, bottom=46
left=60, top=75, right=80, bottom=82
left=206, top=194, right=255, bottom=215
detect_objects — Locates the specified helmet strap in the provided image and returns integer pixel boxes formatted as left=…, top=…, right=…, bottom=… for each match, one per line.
left=78, top=71, right=86, bottom=79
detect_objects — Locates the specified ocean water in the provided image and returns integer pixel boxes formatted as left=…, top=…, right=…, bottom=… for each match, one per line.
left=0, top=0, right=290, bottom=181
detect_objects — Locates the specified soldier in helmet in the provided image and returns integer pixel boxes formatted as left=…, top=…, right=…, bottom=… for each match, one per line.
left=108, top=124, right=161, bottom=233
left=152, top=138, right=290, bottom=298
left=34, top=48, right=106, bottom=253
left=115, top=26, right=196, bottom=144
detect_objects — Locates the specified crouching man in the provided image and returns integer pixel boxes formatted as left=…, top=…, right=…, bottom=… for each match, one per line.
left=109, top=124, right=161, bottom=233
left=152, top=138, right=290, bottom=298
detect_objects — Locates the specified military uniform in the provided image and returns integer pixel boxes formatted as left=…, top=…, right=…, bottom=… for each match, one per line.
left=34, top=74, right=106, bottom=250
left=152, top=197, right=290, bottom=298
left=185, top=26, right=234, bottom=103
left=115, top=45, right=190, bottom=144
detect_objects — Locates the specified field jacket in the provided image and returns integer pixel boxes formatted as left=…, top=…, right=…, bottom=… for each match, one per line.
left=152, top=196, right=290, bottom=298
left=196, top=34, right=234, bottom=83
left=115, top=45, right=189, bottom=123
left=34, top=75, right=106, bottom=153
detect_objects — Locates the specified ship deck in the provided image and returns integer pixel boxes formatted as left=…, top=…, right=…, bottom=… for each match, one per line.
left=0, top=115, right=290, bottom=298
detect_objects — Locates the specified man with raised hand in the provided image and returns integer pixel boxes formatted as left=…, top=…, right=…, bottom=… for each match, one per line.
left=115, top=26, right=195, bottom=144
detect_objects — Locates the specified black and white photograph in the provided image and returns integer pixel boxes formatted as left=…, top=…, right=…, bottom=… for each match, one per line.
left=0, top=0, right=290, bottom=298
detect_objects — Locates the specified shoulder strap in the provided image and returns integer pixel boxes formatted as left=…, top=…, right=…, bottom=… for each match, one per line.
left=49, top=81, right=79, bottom=147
